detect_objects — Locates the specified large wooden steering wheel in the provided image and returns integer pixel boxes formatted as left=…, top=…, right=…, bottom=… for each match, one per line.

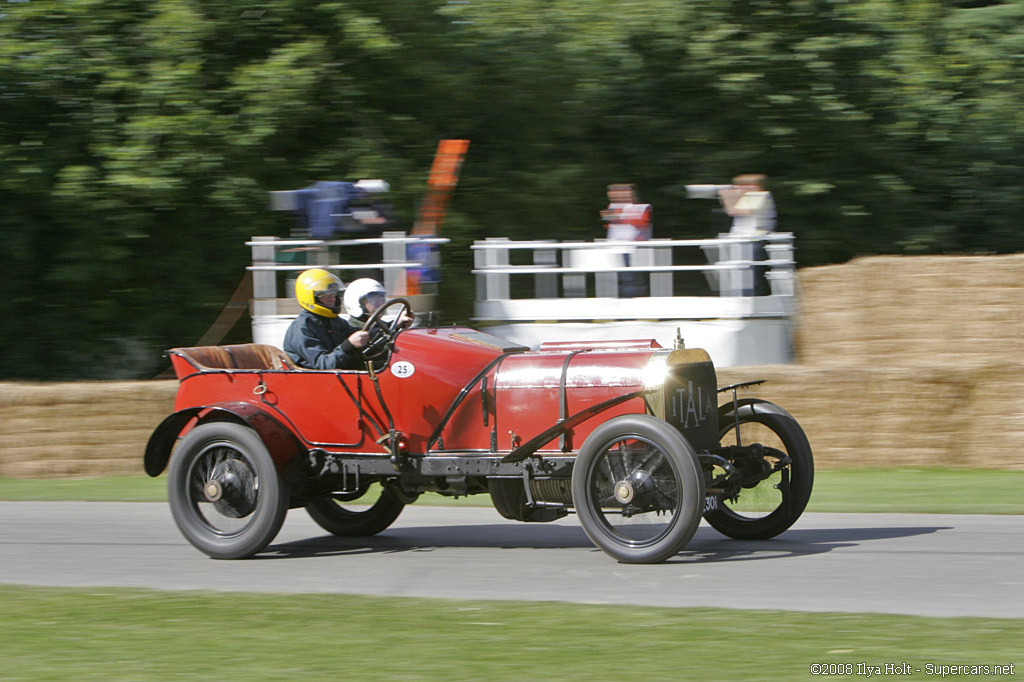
left=360, top=298, right=412, bottom=363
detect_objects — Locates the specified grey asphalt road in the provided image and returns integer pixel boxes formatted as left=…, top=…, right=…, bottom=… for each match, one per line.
left=1, top=501, right=1020, bottom=619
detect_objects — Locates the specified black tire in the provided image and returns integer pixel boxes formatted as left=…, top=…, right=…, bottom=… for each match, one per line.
left=305, top=483, right=405, bottom=536
left=705, top=399, right=814, bottom=540
left=489, top=478, right=567, bottom=522
left=489, top=478, right=532, bottom=521
left=572, top=414, right=704, bottom=564
left=167, top=422, right=290, bottom=559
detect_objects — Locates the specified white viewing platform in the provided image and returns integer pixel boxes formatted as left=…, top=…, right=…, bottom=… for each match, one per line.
left=247, top=232, right=798, bottom=368
left=471, top=234, right=798, bottom=367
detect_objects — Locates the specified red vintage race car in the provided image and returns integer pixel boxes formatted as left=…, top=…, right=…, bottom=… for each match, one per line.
left=145, top=299, right=813, bottom=563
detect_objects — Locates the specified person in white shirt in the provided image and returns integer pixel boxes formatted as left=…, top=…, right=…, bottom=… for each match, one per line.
left=686, top=174, right=777, bottom=296
left=717, top=174, right=776, bottom=235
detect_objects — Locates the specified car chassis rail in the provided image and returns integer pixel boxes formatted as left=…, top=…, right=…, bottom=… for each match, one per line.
left=308, top=450, right=576, bottom=488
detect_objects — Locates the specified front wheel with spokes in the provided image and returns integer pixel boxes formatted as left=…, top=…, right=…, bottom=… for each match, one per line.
left=572, top=414, right=704, bottom=564
left=704, top=399, right=813, bottom=540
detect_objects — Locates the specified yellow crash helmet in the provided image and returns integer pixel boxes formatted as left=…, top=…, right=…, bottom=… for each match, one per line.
left=295, top=268, right=345, bottom=318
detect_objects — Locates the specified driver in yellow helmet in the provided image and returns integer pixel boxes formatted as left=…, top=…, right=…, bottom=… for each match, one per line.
left=283, top=269, right=370, bottom=369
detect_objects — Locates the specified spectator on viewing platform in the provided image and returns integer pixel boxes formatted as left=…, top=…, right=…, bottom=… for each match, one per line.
left=686, top=174, right=776, bottom=296
left=718, top=174, right=776, bottom=236
left=602, top=183, right=652, bottom=242
left=283, top=269, right=369, bottom=370
left=601, top=183, right=652, bottom=297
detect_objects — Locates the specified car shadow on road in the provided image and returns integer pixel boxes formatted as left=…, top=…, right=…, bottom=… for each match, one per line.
left=258, top=523, right=953, bottom=562
left=261, top=523, right=593, bottom=559
left=669, top=524, right=953, bottom=564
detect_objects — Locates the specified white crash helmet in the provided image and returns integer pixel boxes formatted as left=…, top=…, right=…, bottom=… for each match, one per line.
left=343, top=278, right=387, bottom=319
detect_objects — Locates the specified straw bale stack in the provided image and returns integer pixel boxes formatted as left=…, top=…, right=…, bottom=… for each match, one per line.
left=0, top=381, right=177, bottom=477
left=772, top=253, right=1024, bottom=469
left=795, top=254, right=1024, bottom=367
left=717, top=363, right=1024, bottom=470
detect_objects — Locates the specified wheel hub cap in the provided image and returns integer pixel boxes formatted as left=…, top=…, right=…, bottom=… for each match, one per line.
left=614, top=480, right=635, bottom=504
left=204, top=480, right=223, bottom=501
left=615, top=470, right=658, bottom=509
left=200, top=458, right=257, bottom=519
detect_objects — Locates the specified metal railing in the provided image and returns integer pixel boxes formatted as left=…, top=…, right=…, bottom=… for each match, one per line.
left=471, top=234, right=795, bottom=307
left=247, top=231, right=449, bottom=320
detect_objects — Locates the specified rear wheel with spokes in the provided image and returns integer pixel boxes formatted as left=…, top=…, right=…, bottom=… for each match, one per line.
left=167, top=422, right=290, bottom=559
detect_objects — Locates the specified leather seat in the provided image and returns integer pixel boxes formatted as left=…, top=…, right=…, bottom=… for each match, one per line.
left=170, top=344, right=297, bottom=371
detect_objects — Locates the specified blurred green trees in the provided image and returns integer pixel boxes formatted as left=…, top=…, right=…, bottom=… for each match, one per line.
left=2, top=0, right=1021, bottom=379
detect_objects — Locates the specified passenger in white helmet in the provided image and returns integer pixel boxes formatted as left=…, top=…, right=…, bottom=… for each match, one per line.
left=343, top=278, right=414, bottom=329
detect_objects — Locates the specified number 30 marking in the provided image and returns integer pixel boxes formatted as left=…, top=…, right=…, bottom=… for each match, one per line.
left=391, top=361, right=415, bottom=378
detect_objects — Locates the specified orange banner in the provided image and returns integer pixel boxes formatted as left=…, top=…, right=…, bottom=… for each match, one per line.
left=412, top=139, right=469, bottom=236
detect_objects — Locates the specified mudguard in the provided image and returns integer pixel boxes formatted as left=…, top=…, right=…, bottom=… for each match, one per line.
left=144, top=402, right=305, bottom=477
left=719, top=397, right=798, bottom=422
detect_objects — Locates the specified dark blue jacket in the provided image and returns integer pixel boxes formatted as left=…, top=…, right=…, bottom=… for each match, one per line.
left=283, top=310, right=364, bottom=370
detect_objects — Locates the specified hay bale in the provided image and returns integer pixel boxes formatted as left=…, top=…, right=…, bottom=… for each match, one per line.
left=0, top=381, right=177, bottom=478
left=718, top=363, right=1024, bottom=470
left=774, top=253, right=1024, bottom=470
left=795, top=254, right=1024, bottom=367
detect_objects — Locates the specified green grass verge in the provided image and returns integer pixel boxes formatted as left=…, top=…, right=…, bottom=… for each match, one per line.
left=0, top=585, right=1019, bottom=682
left=0, top=476, right=169, bottom=502
left=1, top=468, right=1022, bottom=513
left=809, top=468, right=1024, bottom=514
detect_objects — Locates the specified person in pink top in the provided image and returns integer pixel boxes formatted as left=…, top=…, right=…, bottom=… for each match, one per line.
left=602, top=183, right=652, bottom=242
left=601, top=183, right=652, bottom=297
